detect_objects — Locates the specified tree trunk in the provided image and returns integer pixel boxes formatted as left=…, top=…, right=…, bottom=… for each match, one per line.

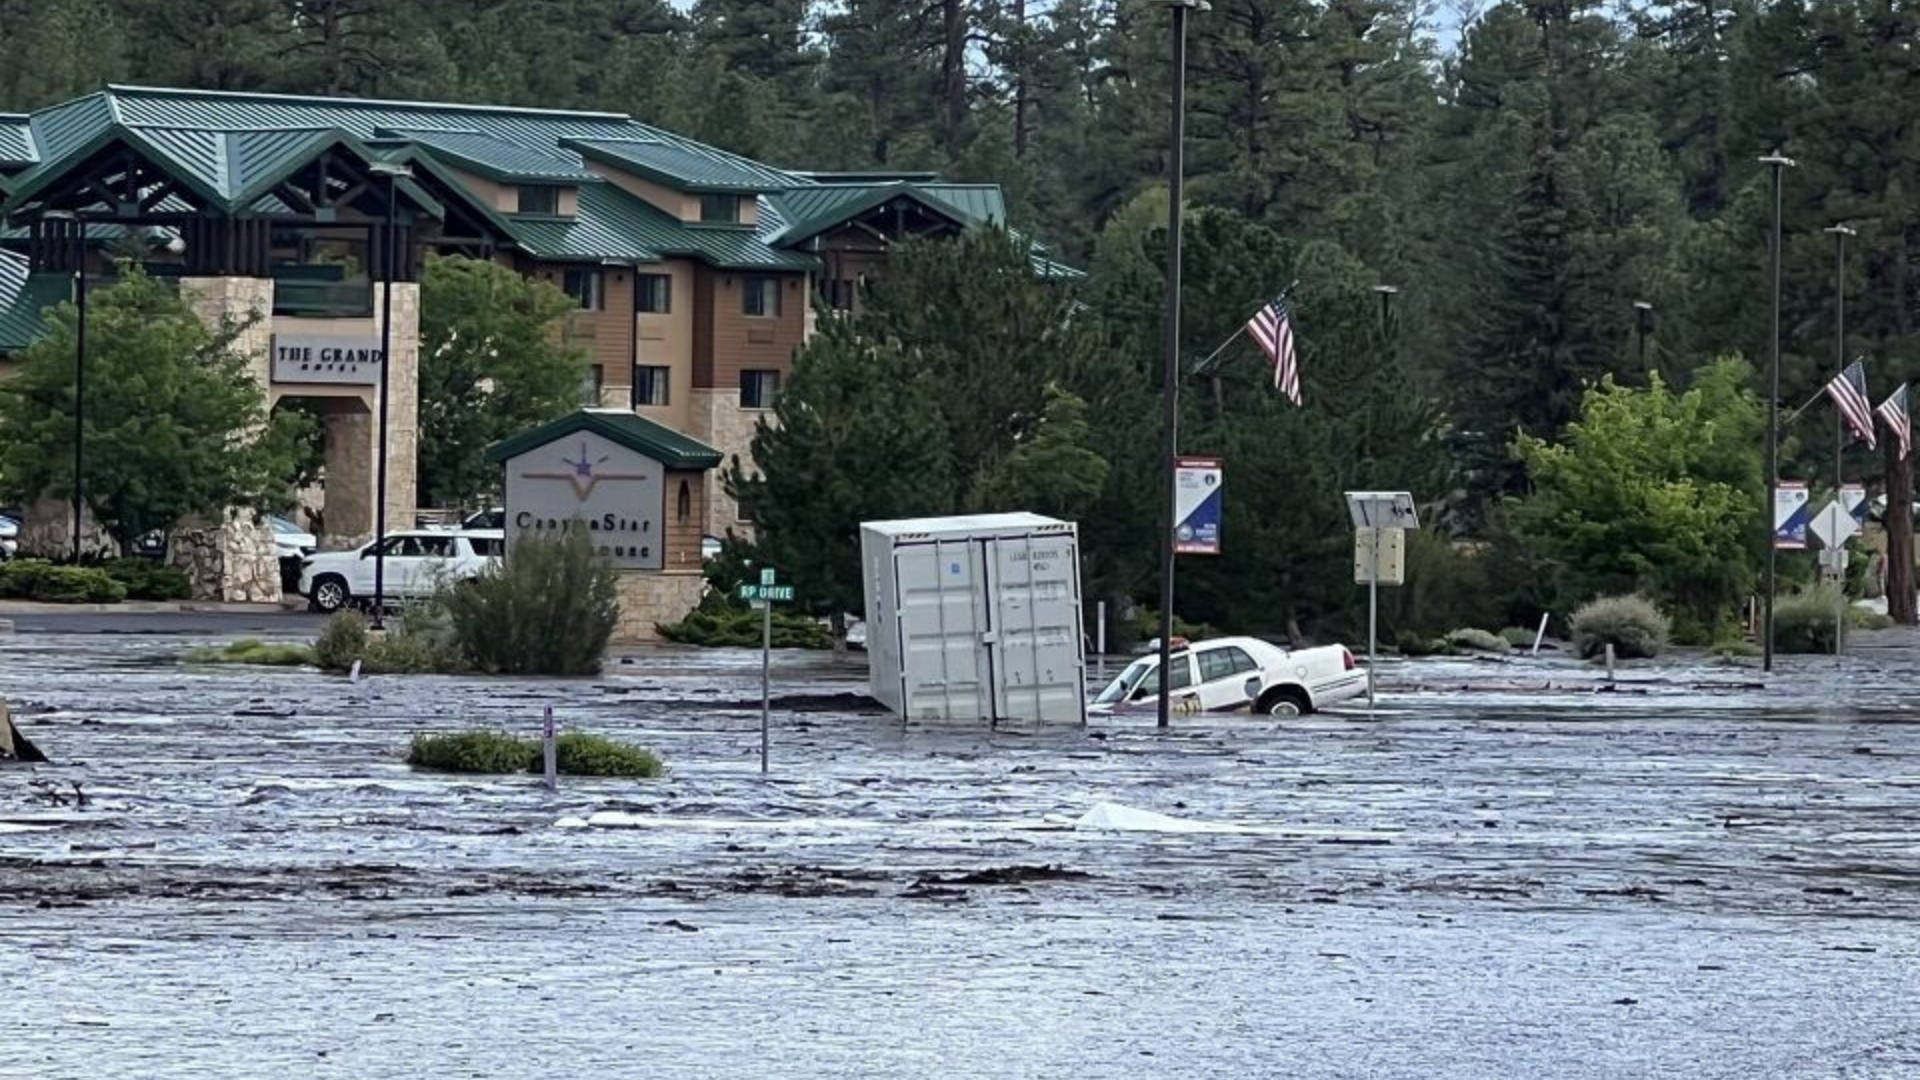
left=1886, top=440, right=1915, bottom=624
left=1012, top=0, right=1029, bottom=157
left=830, top=609, right=849, bottom=662
left=941, top=0, right=968, bottom=161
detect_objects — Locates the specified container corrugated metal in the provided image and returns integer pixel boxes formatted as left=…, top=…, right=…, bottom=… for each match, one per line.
left=861, top=513, right=1085, bottom=726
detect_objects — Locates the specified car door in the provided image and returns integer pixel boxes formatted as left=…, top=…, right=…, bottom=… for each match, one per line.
left=1194, top=645, right=1262, bottom=711
left=359, top=535, right=422, bottom=596
left=409, top=534, right=457, bottom=594
left=1130, top=652, right=1199, bottom=713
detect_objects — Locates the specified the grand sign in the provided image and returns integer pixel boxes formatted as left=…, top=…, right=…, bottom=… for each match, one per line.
left=271, top=333, right=384, bottom=385
left=503, top=430, right=664, bottom=570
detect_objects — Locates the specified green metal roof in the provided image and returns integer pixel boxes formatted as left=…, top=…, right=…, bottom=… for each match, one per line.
left=766, top=182, right=986, bottom=245
left=485, top=408, right=722, bottom=470
left=0, top=251, right=69, bottom=351
left=566, top=137, right=793, bottom=193
left=508, top=182, right=815, bottom=271
left=378, top=127, right=598, bottom=184
left=0, top=114, right=36, bottom=166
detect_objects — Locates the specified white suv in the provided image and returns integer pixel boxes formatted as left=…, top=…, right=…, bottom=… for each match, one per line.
left=297, top=529, right=504, bottom=613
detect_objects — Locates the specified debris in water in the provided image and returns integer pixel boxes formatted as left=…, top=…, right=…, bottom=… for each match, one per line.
left=1, top=697, right=49, bottom=763
left=659, top=919, right=701, bottom=932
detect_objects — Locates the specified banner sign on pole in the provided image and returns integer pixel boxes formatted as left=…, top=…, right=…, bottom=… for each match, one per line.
left=1774, top=482, right=1811, bottom=549
left=1842, top=482, right=1868, bottom=525
left=1173, top=457, right=1223, bottom=555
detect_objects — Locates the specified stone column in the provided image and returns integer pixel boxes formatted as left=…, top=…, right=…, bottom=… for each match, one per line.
left=380, top=282, right=421, bottom=530
left=169, top=277, right=281, bottom=601
left=322, top=401, right=374, bottom=546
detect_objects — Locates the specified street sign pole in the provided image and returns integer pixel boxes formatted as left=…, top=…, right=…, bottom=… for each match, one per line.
left=1368, top=525, right=1380, bottom=710
left=761, top=594, right=771, bottom=774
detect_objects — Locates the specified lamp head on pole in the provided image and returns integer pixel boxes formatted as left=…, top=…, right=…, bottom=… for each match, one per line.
left=1373, top=285, right=1399, bottom=296
left=1758, top=151, right=1796, bottom=169
left=1153, top=0, right=1209, bottom=8
left=1824, top=224, right=1857, bottom=238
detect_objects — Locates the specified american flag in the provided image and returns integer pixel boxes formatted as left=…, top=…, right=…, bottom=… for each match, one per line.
left=1247, top=297, right=1301, bottom=406
left=1878, top=383, right=1910, bottom=461
left=1826, top=360, right=1877, bottom=450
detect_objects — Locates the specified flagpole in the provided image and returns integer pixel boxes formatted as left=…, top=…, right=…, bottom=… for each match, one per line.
left=1189, top=280, right=1300, bottom=379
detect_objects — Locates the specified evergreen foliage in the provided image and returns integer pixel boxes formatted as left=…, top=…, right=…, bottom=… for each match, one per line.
left=0, top=267, right=302, bottom=555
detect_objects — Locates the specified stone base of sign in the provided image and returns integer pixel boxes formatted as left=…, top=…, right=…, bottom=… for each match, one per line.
left=168, top=512, right=281, bottom=603
left=612, top=571, right=705, bottom=643
left=14, top=497, right=116, bottom=559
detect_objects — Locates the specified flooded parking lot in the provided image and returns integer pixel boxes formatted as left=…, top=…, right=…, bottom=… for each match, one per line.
left=3, top=631, right=1918, bottom=1078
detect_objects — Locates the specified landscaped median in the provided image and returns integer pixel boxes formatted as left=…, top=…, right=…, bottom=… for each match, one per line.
left=406, top=730, right=664, bottom=778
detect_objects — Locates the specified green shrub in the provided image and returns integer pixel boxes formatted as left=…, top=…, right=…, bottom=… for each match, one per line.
left=101, top=558, right=191, bottom=601
left=1126, top=607, right=1219, bottom=648
left=364, top=628, right=467, bottom=674
left=1713, top=638, right=1761, bottom=659
left=658, top=604, right=832, bottom=649
left=1499, top=626, right=1539, bottom=649
left=443, top=530, right=618, bottom=675
left=1570, top=595, right=1669, bottom=660
left=183, top=639, right=316, bottom=666
left=1446, top=627, right=1510, bottom=653
left=1395, top=630, right=1453, bottom=657
left=0, top=559, right=127, bottom=603
left=406, top=729, right=664, bottom=777
left=1773, top=587, right=1844, bottom=654
left=314, top=611, right=369, bottom=670
left=554, top=732, right=665, bottom=777
left=406, top=731, right=536, bottom=773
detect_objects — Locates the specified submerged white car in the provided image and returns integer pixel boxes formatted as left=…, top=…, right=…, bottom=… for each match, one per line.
left=1089, top=636, right=1367, bottom=717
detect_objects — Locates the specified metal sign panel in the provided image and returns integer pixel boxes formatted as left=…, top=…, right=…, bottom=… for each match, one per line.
left=739, top=584, right=793, bottom=602
left=271, top=333, right=383, bottom=385
left=1773, top=482, right=1811, bottom=549
left=1173, top=457, right=1223, bottom=555
left=1344, top=491, right=1420, bottom=530
left=1353, top=528, right=1406, bottom=586
left=502, top=430, right=664, bottom=569
left=1810, top=499, right=1859, bottom=549
left=1842, top=483, right=1868, bottom=525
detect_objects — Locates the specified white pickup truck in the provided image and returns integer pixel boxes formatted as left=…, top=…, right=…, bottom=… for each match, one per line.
left=1088, top=636, right=1367, bottom=717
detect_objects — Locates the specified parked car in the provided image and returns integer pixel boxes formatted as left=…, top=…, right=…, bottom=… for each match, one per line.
left=1088, top=635, right=1366, bottom=717
left=0, top=513, right=18, bottom=560
left=461, top=508, right=505, bottom=531
left=269, top=514, right=318, bottom=594
left=297, top=529, right=504, bottom=613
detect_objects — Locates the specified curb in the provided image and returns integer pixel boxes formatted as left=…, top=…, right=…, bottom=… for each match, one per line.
left=0, top=601, right=301, bottom=615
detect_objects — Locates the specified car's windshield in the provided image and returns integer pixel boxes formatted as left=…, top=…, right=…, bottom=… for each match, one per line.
left=1094, top=659, right=1155, bottom=705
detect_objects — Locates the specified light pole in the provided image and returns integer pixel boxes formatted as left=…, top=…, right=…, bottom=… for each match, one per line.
left=1633, top=300, right=1654, bottom=379
left=1760, top=150, right=1795, bottom=673
left=42, top=210, right=88, bottom=560
left=368, top=162, right=411, bottom=630
left=1155, top=0, right=1205, bottom=730
left=1823, top=225, right=1854, bottom=495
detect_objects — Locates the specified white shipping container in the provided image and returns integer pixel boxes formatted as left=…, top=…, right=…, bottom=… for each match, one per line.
left=861, top=513, right=1086, bottom=726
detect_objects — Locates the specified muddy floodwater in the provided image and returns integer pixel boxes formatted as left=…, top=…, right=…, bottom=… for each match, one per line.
left=3, top=631, right=1919, bottom=1078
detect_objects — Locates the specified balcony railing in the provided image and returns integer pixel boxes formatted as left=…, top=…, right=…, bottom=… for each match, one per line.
left=272, top=265, right=374, bottom=318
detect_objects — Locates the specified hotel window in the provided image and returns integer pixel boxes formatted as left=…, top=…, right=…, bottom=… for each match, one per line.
left=634, top=364, right=670, bottom=407
left=563, top=268, right=604, bottom=310
left=700, top=194, right=741, bottom=223
left=581, top=365, right=604, bottom=406
left=636, top=273, right=672, bottom=314
left=739, top=368, right=780, bottom=409
left=517, top=186, right=560, bottom=215
left=742, top=275, right=781, bottom=318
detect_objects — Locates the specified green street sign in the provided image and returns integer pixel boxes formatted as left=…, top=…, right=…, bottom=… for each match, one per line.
left=737, top=584, right=795, bottom=603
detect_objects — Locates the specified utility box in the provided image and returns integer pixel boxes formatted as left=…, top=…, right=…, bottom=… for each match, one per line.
left=861, top=513, right=1086, bottom=726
